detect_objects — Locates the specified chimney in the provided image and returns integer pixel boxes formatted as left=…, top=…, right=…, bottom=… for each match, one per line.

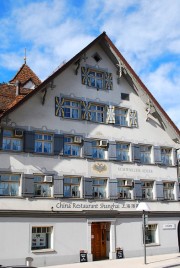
left=15, top=80, right=20, bottom=96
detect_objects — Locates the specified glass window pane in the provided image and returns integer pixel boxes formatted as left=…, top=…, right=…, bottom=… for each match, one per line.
left=2, top=139, right=11, bottom=150
left=64, top=145, right=71, bottom=155
left=10, top=183, right=19, bottom=196
left=12, top=140, right=21, bottom=151
left=44, top=142, right=52, bottom=153
left=72, top=109, right=79, bottom=119
left=35, top=142, right=42, bottom=152
left=3, top=130, right=13, bottom=137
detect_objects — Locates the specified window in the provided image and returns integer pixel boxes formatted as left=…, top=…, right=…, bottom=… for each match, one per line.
left=92, top=178, right=107, bottom=198
left=35, top=133, right=53, bottom=153
left=64, top=136, right=81, bottom=157
left=62, top=99, right=81, bottom=119
left=92, top=140, right=107, bottom=159
left=92, top=52, right=102, bottom=63
left=142, top=181, right=154, bottom=200
left=161, top=148, right=172, bottom=165
left=89, top=104, right=105, bottom=123
left=140, top=145, right=152, bottom=164
left=115, top=108, right=128, bottom=126
left=145, top=224, right=158, bottom=244
left=117, top=143, right=130, bottom=161
left=163, top=182, right=174, bottom=200
left=81, top=67, right=113, bottom=90
left=64, top=177, right=81, bottom=198
left=31, top=226, right=53, bottom=250
left=34, top=176, right=52, bottom=197
left=0, top=174, right=20, bottom=196
left=117, top=179, right=133, bottom=199
left=2, top=129, right=23, bottom=151
left=88, top=69, right=104, bottom=89
left=121, top=93, right=129, bottom=101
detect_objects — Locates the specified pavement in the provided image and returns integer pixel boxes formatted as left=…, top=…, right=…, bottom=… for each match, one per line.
left=41, top=253, right=180, bottom=268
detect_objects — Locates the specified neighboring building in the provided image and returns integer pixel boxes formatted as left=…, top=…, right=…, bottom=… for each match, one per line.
left=0, top=32, right=180, bottom=266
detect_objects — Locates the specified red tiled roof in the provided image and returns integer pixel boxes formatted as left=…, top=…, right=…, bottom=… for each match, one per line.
left=0, top=63, right=41, bottom=117
left=10, top=63, right=41, bottom=86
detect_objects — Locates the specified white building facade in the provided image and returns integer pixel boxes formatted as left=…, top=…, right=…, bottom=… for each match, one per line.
left=0, top=32, right=180, bottom=266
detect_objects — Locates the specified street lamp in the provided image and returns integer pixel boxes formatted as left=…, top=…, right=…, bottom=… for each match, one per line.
left=136, top=202, right=151, bottom=264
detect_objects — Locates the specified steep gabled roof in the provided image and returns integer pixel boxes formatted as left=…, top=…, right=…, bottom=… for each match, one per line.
left=0, top=32, right=179, bottom=142
left=10, top=63, right=41, bottom=86
left=0, top=63, right=41, bottom=117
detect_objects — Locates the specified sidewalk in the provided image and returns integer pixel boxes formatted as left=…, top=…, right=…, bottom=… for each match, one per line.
left=41, top=253, right=180, bottom=268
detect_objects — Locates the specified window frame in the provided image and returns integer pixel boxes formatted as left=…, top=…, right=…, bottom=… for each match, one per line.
left=34, top=175, right=52, bottom=197
left=2, top=129, right=23, bottom=152
left=0, top=173, right=21, bottom=196
left=115, top=107, right=129, bottom=126
left=62, top=99, right=81, bottom=119
left=63, top=176, right=82, bottom=198
left=140, top=145, right=152, bottom=164
left=141, top=181, right=154, bottom=200
left=34, top=133, right=53, bottom=154
left=163, top=181, right=175, bottom=200
left=116, top=142, right=131, bottom=162
left=64, top=136, right=82, bottom=157
left=92, top=178, right=108, bottom=199
left=161, top=147, right=172, bottom=165
left=145, top=224, right=159, bottom=245
left=117, top=179, right=133, bottom=199
left=89, top=103, right=106, bottom=123
left=88, top=68, right=104, bottom=90
left=92, top=140, right=108, bottom=160
left=31, top=226, right=53, bottom=251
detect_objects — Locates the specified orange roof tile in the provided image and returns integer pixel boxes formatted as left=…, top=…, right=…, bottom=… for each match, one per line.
left=0, top=63, right=41, bottom=117
left=10, top=63, right=41, bottom=86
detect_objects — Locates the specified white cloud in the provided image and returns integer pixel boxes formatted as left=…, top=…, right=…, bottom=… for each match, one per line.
left=0, top=0, right=179, bottom=128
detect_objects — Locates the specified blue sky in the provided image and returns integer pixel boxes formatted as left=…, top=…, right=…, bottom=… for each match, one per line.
left=0, top=0, right=179, bottom=128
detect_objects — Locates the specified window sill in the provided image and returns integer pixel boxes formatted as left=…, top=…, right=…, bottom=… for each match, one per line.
left=63, top=155, right=83, bottom=159
left=33, top=152, right=53, bottom=156
left=0, top=195, right=23, bottom=198
left=32, top=248, right=56, bottom=254
left=146, top=243, right=160, bottom=247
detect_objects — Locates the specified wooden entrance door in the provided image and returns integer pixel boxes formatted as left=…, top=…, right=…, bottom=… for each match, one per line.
left=91, top=222, right=108, bottom=261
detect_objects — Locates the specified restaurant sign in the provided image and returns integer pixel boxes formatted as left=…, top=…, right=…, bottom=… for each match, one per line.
left=55, top=201, right=139, bottom=211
